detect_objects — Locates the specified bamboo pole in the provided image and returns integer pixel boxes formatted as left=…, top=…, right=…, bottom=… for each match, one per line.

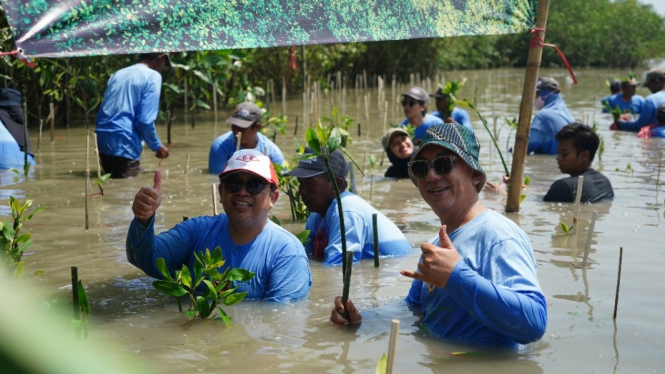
left=348, top=161, right=356, bottom=194
left=373, top=213, right=379, bottom=267
left=85, top=133, right=90, bottom=231
left=213, top=83, right=218, bottom=127
left=573, top=176, right=584, bottom=226
left=212, top=183, right=218, bottom=215
left=364, top=94, right=370, bottom=138
left=613, top=247, right=624, bottom=319
left=23, top=102, right=28, bottom=168
left=184, top=154, right=190, bottom=174
left=506, top=0, right=551, bottom=212
left=294, top=116, right=299, bottom=136
left=37, top=119, right=43, bottom=151
left=71, top=266, right=81, bottom=338
left=49, top=102, right=55, bottom=142
left=184, top=78, right=189, bottom=125
left=386, top=319, right=400, bottom=374
left=282, top=77, right=287, bottom=116
left=93, top=134, right=101, bottom=179
left=581, top=211, right=597, bottom=268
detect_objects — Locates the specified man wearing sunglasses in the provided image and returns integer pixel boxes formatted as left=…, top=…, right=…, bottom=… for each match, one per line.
left=284, top=148, right=411, bottom=265
left=332, top=123, right=547, bottom=347
left=208, top=102, right=285, bottom=175
left=397, top=86, right=443, bottom=144
left=127, top=149, right=311, bottom=303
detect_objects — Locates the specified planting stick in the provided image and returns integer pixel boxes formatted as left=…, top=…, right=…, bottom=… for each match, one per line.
left=573, top=176, right=584, bottom=226
left=294, top=116, right=299, bottom=136
left=282, top=77, right=287, bottom=116
left=582, top=211, right=597, bottom=268
left=364, top=94, right=370, bottom=138
left=361, top=151, right=366, bottom=181
left=348, top=161, right=356, bottom=194
left=93, top=133, right=101, bottom=179
left=212, top=83, right=218, bottom=127
left=613, top=247, right=624, bottom=319
left=38, top=119, right=43, bottom=152
left=85, top=133, right=90, bottom=231
left=236, top=132, right=242, bottom=151
left=373, top=213, right=379, bottom=267
left=184, top=154, right=190, bottom=174
left=386, top=319, right=400, bottom=374
left=341, top=250, right=354, bottom=321
left=369, top=174, right=374, bottom=202
left=383, top=100, right=388, bottom=133
left=211, top=183, right=218, bottom=215
left=71, top=266, right=81, bottom=338
left=184, top=78, right=189, bottom=125
left=379, top=150, right=385, bottom=167
left=50, top=102, right=55, bottom=142
left=23, top=102, right=28, bottom=168
left=272, top=79, right=277, bottom=112
left=357, top=122, right=361, bottom=137
left=656, top=151, right=662, bottom=195
left=302, top=92, right=307, bottom=129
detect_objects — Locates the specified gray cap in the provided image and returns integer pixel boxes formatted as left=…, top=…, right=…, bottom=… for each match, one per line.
left=382, top=127, right=410, bottom=149
left=226, top=102, right=262, bottom=128
left=536, top=77, right=560, bottom=92
left=642, top=68, right=665, bottom=87
left=283, top=148, right=348, bottom=179
left=401, top=86, right=429, bottom=103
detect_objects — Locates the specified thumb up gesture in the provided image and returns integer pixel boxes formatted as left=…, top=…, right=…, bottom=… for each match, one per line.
left=132, top=171, right=163, bottom=226
left=400, top=225, right=461, bottom=289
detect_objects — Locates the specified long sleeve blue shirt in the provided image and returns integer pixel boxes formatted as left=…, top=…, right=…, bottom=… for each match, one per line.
left=406, top=209, right=547, bottom=347
left=95, top=63, right=163, bottom=161
left=208, top=131, right=285, bottom=175
left=603, top=93, right=645, bottom=115
left=304, top=191, right=412, bottom=266
left=619, top=91, right=665, bottom=132
left=528, top=93, right=574, bottom=154
left=399, top=114, right=444, bottom=143
left=0, top=119, right=35, bottom=169
left=126, top=214, right=312, bottom=303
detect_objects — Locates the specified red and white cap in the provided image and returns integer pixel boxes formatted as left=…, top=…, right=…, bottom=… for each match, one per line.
left=219, top=149, right=279, bottom=187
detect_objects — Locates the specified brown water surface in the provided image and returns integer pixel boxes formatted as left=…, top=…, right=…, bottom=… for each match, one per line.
left=2, top=68, right=664, bottom=373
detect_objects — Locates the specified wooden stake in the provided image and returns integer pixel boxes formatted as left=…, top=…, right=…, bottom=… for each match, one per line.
left=373, top=213, right=379, bottom=267
left=364, top=94, right=370, bottom=138
left=236, top=132, right=242, bottom=151
left=282, top=77, right=287, bottom=116
left=656, top=151, right=663, bottom=195
left=37, top=119, right=43, bottom=152
left=184, top=78, right=189, bottom=125
left=212, top=183, right=218, bottom=215
left=506, top=0, right=551, bottom=212
left=23, top=102, right=28, bottom=168
left=613, top=247, right=624, bottom=320
left=369, top=174, right=374, bottom=202
left=85, top=133, right=90, bottom=231
left=294, top=116, right=299, bottom=136
left=71, top=266, right=81, bottom=338
left=93, top=133, right=101, bottom=179
left=573, top=176, right=584, bottom=226
left=184, top=154, right=190, bottom=174
left=582, top=211, right=597, bottom=268
left=212, top=83, right=218, bottom=127
left=348, top=161, right=356, bottom=194
left=49, top=102, right=55, bottom=142
left=386, top=319, right=400, bottom=374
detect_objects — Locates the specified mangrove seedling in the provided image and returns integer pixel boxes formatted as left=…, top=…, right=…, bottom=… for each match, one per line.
left=375, top=354, right=388, bottom=374
left=152, top=246, right=255, bottom=326
left=92, top=173, right=112, bottom=196
left=560, top=222, right=574, bottom=235
left=602, top=100, right=622, bottom=122
left=438, top=79, right=467, bottom=118
left=71, top=280, right=91, bottom=338
left=274, top=162, right=309, bottom=223
left=1, top=196, right=44, bottom=277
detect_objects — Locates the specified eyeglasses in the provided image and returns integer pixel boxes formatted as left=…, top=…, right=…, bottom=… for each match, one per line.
left=222, top=178, right=268, bottom=195
left=408, top=156, right=457, bottom=180
left=400, top=100, right=419, bottom=107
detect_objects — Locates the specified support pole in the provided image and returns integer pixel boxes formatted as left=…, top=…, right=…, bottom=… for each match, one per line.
left=506, top=0, right=551, bottom=212
left=50, top=102, right=55, bottom=142
left=71, top=266, right=81, bottom=338
left=386, top=319, right=400, bottom=374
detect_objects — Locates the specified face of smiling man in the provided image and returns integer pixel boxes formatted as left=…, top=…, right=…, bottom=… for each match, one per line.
left=220, top=171, right=279, bottom=233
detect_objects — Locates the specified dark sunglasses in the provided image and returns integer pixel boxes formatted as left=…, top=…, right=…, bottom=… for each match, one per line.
left=400, top=100, right=420, bottom=107
left=222, top=178, right=268, bottom=195
left=408, top=156, right=457, bottom=180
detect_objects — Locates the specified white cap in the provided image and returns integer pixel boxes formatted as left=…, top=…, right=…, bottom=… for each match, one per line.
left=220, top=149, right=279, bottom=187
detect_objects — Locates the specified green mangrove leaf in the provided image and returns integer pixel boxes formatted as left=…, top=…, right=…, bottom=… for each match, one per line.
left=155, top=258, right=173, bottom=281
left=203, top=280, right=218, bottom=301
left=78, top=280, right=91, bottom=314
left=226, top=269, right=256, bottom=282
left=152, top=280, right=187, bottom=297
left=216, top=307, right=232, bottom=327
left=305, top=128, right=321, bottom=153
left=13, top=261, right=24, bottom=277
left=524, top=175, right=531, bottom=186
left=328, top=128, right=342, bottom=153
left=180, top=266, right=192, bottom=288
left=197, top=296, right=211, bottom=319
left=31, top=270, right=47, bottom=276
left=223, top=291, right=248, bottom=306
left=270, top=215, right=281, bottom=226
left=375, top=354, right=388, bottom=374
left=71, top=319, right=87, bottom=328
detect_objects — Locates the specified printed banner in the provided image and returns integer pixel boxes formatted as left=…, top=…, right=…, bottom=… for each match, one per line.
left=1, top=0, right=536, bottom=58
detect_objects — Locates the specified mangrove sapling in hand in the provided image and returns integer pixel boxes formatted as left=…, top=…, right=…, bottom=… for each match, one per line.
left=71, top=280, right=92, bottom=338
left=152, top=246, right=255, bottom=326
left=437, top=79, right=467, bottom=118
left=0, top=196, right=44, bottom=277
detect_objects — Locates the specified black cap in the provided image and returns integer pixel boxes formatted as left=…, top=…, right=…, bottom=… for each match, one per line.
left=283, top=147, right=348, bottom=179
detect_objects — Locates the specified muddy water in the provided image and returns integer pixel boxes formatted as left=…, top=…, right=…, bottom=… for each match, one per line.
left=2, top=68, right=664, bottom=373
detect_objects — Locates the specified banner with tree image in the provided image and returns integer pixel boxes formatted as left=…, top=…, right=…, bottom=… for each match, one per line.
left=1, top=0, right=536, bottom=57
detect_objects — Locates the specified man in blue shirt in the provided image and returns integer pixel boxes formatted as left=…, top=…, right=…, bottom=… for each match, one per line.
left=397, top=86, right=443, bottom=144
left=528, top=77, right=574, bottom=155
left=95, top=53, right=170, bottom=178
left=331, top=123, right=547, bottom=347
left=284, top=148, right=411, bottom=265
left=612, top=68, right=665, bottom=132
left=127, top=149, right=311, bottom=302
left=603, top=79, right=644, bottom=116
left=429, top=87, right=473, bottom=131
left=208, top=102, right=285, bottom=174
left=600, top=78, right=622, bottom=109
left=0, top=88, right=35, bottom=169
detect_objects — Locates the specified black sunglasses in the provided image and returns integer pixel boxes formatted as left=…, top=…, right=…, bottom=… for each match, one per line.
left=400, top=100, right=420, bottom=107
left=408, top=156, right=457, bottom=180
left=222, top=178, right=268, bottom=195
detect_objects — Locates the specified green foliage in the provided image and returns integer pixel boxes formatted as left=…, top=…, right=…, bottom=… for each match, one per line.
left=602, top=100, right=622, bottom=121
left=71, top=280, right=91, bottom=338
left=321, top=107, right=354, bottom=147
left=274, top=162, right=309, bottom=223
left=615, top=163, right=632, bottom=173
left=560, top=222, right=574, bottom=235
left=296, top=230, right=312, bottom=247
left=438, top=79, right=467, bottom=118
left=1, top=197, right=44, bottom=278
left=152, top=247, right=255, bottom=324
left=93, top=173, right=112, bottom=196
left=375, top=354, right=387, bottom=374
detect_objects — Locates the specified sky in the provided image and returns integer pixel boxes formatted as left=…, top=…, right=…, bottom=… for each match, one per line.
left=638, top=0, right=665, bottom=16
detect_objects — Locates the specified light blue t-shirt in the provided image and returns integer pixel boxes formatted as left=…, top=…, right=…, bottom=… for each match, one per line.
left=208, top=131, right=285, bottom=175
left=619, top=91, right=665, bottom=132
left=432, top=108, right=473, bottom=131
left=399, top=113, right=444, bottom=143
left=0, top=119, right=35, bottom=169
left=405, top=209, right=547, bottom=347
left=603, top=93, right=645, bottom=115
left=95, top=63, right=163, bottom=161
left=528, top=92, right=574, bottom=155
left=126, top=214, right=312, bottom=303
left=305, top=191, right=412, bottom=266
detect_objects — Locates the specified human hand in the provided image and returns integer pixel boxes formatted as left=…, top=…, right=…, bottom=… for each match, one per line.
left=484, top=181, right=507, bottom=195
left=132, top=171, right=163, bottom=226
left=619, top=113, right=631, bottom=122
left=330, top=296, right=362, bottom=325
left=502, top=175, right=510, bottom=184
left=400, top=225, right=460, bottom=289
left=155, top=145, right=169, bottom=159
left=638, top=124, right=656, bottom=139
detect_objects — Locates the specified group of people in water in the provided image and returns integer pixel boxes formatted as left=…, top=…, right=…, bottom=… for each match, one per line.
left=4, top=53, right=665, bottom=348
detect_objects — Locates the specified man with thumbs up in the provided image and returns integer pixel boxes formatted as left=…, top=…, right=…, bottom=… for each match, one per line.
left=127, top=149, right=311, bottom=303
left=331, top=123, right=547, bottom=347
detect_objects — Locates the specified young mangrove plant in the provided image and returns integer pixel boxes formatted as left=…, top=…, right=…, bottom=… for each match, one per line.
left=274, top=162, right=309, bottom=223
left=602, top=100, right=622, bottom=122
left=438, top=79, right=467, bottom=118
left=1, top=196, right=44, bottom=277
left=92, top=173, right=112, bottom=196
left=152, top=246, right=254, bottom=326
left=71, top=280, right=91, bottom=338
left=559, top=221, right=574, bottom=235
